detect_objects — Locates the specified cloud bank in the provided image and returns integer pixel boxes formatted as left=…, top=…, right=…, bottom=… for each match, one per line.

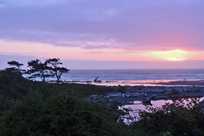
left=0, top=0, right=204, bottom=50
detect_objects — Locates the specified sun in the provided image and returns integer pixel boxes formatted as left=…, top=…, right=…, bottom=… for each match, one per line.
left=150, top=49, right=190, bottom=61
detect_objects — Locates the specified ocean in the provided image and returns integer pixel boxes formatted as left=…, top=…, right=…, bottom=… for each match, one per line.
left=62, top=69, right=204, bottom=86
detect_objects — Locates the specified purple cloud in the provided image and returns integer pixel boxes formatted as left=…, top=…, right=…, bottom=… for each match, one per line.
left=0, top=0, right=204, bottom=50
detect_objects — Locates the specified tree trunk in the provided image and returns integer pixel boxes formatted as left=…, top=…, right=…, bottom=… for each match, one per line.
left=56, top=75, right=60, bottom=83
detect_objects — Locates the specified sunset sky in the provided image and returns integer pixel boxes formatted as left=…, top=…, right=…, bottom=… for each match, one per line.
left=0, top=0, right=204, bottom=69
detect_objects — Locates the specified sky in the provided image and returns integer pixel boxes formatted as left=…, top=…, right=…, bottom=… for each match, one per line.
left=0, top=0, right=204, bottom=69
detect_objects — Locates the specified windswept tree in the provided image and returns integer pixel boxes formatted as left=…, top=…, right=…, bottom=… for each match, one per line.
left=8, top=60, right=23, bottom=70
left=27, top=59, right=53, bottom=82
left=46, top=58, right=69, bottom=83
left=7, top=60, right=24, bottom=74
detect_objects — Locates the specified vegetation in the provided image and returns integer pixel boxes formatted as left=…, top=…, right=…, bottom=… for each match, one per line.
left=0, top=69, right=134, bottom=136
left=46, top=58, right=69, bottom=83
left=25, top=58, right=69, bottom=82
left=1, top=59, right=204, bottom=136
left=135, top=98, right=204, bottom=136
left=8, top=60, right=23, bottom=70
left=27, top=59, right=53, bottom=82
left=6, top=60, right=24, bottom=74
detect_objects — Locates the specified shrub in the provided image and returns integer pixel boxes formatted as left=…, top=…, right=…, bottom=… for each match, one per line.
left=0, top=94, right=129, bottom=136
left=137, top=98, right=204, bottom=136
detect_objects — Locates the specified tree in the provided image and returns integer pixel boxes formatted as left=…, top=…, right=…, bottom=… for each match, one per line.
left=27, top=59, right=53, bottom=82
left=46, top=58, right=69, bottom=83
left=8, top=60, right=23, bottom=70
left=7, top=60, right=24, bottom=74
left=138, top=98, right=204, bottom=136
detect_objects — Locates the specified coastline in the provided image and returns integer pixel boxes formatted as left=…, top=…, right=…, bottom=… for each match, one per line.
left=156, top=80, right=204, bottom=86
left=61, top=79, right=204, bottom=87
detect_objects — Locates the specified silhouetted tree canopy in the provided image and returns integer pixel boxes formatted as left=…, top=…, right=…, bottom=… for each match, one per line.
left=8, top=60, right=23, bottom=69
left=7, top=60, right=24, bottom=74
left=27, top=59, right=53, bottom=82
left=46, top=58, right=69, bottom=83
left=26, top=58, right=69, bottom=82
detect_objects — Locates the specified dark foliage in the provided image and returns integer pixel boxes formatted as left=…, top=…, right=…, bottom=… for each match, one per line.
left=0, top=71, right=131, bottom=136
left=7, top=60, right=24, bottom=74
left=2, top=68, right=204, bottom=136
left=26, top=58, right=69, bottom=83
left=7, top=60, right=23, bottom=70
left=136, top=98, right=204, bottom=136
left=0, top=95, right=127, bottom=136
left=27, top=59, right=53, bottom=82
left=46, top=58, right=69, bottom=83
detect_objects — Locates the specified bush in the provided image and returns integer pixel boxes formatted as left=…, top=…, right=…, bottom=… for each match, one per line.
left=137, top=98, right=204, bottom=136
left=0, top=93, right=130, bottom=136
left=0, top=70, right=133, bottom=136
left=1, top=60, right=131, bottom=135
